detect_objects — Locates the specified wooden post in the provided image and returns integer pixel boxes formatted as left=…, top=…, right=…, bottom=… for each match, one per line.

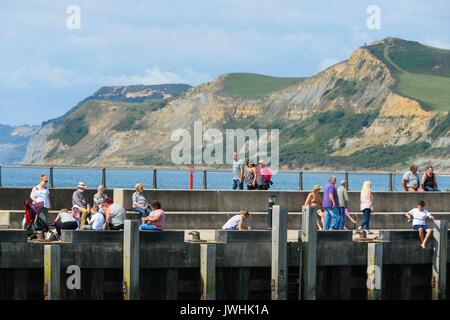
left=432, top=220, right=448, bottom=300
left=203, top=170, right=208, bottom=189
left=345, top=172, right=349, bottom=190
left=367, top=243, right=383, bottom=300
left=152, top=168, right=157, bottom=189
left=123, top=220, right=140, bottom=300
left=298, top=172, right=303, bottom=191
left=271, top=205, right=288, bottom=300
left=200, top=243, right=216, bottom=300
left=44, top=245, right=60, bottom=300
left=102, top=168, right=107, bottom=189
left=49, top=167, right=54, bottom=188
left=301, top=205, right=317, bottom=300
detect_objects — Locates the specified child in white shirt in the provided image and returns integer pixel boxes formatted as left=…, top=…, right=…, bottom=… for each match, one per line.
left=405, top=200, right=434, bottom=249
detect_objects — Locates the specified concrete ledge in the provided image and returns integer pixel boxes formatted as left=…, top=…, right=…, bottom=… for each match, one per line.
left=214, top=230, right=272, bottom=242
left=140, top=230, right=185, bottom=243
left=61, top=230, right=123, bottom=243
left=379, top=229, right=430, bottom=241
left=0, top=229, right=27, bottom=242
left=317, top=230, right=353, bottom=241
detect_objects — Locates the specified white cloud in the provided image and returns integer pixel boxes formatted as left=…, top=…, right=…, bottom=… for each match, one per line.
left=0, top=65, right=211, bottom=88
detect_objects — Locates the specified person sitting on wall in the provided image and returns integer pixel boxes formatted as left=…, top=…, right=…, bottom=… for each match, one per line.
left=132, top=183, right=152, bottom=219
left=404, top=200, right=434, bottom=249
left=103, top=197, right=126, bottom=230
left=222, top=210, right=251, bottom=231
left=422, top=166, right=439, bottom=192
left=140, top=201, right=165, bottom=231
left=72, top=182, right=91, bottom=228
left=304, top=184, right=325, bottom=230
left=402, top=165, right=423, bottom=192
left=81, top=205, right=104, bottom=231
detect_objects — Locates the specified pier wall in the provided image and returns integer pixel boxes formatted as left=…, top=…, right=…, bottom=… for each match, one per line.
left=1, top=188, right=449, bottom=212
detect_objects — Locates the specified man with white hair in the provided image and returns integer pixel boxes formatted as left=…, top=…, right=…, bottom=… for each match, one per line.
left=322, top=176, right=340, bottom=230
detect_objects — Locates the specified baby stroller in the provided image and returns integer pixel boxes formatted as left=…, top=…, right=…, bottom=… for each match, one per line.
left=23, top=200, right=51, bottom=239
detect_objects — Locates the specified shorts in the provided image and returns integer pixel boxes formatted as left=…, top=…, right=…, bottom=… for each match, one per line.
left=413, top=224, right=429, bottom=231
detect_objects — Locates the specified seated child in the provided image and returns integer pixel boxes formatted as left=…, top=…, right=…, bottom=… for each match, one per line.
left=222, top=210, right=251, bottom=231
left=82, top=205, right=105, bottom=231
left=404, top=200, right=434, bottom=249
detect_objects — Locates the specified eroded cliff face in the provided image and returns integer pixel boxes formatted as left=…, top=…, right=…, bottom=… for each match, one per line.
left=23, top=46, right=447, bottom=169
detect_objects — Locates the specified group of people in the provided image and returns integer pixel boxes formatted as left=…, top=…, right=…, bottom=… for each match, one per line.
left=232, top=152, right=273, bottom=190
left=27, top=175, right=165, bottom=238
left=304, top=174, right=436, bottom=249
left=402, top=165, right=439, bottom=192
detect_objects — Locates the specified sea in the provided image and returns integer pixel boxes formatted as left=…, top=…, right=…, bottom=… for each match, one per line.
left=1, top=167, right=450, bottom=191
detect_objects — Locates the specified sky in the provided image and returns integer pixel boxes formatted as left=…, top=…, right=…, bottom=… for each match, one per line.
left=0, top=0, right=449, bottom=126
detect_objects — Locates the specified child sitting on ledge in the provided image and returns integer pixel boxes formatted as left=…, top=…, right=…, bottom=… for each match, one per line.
left=222, top=210, right=251, bottom=231
left=405, top=200, right=434, bottom=249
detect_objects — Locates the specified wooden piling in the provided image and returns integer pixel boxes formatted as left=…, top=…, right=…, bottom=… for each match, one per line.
left=367, top=243, right=383, bottom=300
left=123, top=220, right=140, bottom=300
left=44, top=245, right=60, bottom=300
left=301, top=205, right=317, bottom=300
left=271, top=205, right=288, bottom=300
left=432, top=220, right=448, bottom=300
left=200, top=243, right=216, bottom=300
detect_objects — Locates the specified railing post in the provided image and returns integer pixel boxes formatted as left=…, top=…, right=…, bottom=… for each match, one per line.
left=152, top=168, right=157, bottom=189
left=367, top=243, right=383, bottom=300
left=345, top=172, right=349, bottom=191
left=271, top=205, right=288, bottom=300
left=102, top=168, right=107, bottom=189
left=432, top=220, right=448, bottom=300
left=298, top=172, right=303, bottom=191
left=200, top=243, right=216, bottom=300
left=203, top=170, right=207, bottom=189
left=301, top=205, right=317, bottom=300
left=388, top=173, right=393, bottom=192
left=49, top=167, right=54, bottom=188
left=0, top=165, right=2, bottom=187
left=123, top=220, right=140, bottom=300
left=44, top=245, right=60, bottom=300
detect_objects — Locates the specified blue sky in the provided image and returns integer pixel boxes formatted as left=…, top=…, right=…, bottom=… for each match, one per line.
left=0, top=0, right=449, bottom=125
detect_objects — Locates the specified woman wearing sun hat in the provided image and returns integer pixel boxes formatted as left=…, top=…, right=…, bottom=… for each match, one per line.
left=304, top=184, right=325, bottom=230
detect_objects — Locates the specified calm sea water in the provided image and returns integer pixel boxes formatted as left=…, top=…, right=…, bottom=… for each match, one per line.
left=2, top=167, right=450, bottom=191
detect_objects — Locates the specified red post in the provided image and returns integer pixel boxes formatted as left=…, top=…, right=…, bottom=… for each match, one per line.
left=189, top=166, right=194, bottom=190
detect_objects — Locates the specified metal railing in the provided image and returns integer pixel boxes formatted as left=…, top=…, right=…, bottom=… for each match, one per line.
left=0, top=164, right=447, bottom=191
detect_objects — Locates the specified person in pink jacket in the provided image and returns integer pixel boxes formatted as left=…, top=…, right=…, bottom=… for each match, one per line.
left=358, top=181, right=373, bottom=234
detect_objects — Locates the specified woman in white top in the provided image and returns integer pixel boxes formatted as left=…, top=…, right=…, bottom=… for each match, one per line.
left=30, top=174, right=51, bottom=222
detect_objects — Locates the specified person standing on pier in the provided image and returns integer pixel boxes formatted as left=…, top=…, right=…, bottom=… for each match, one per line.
left=358, top=181, right=373, bottom=234
left=337, top=180, right=351, bottom=230
left=30, top=174, right=51, bottom=223
left=232, top=152, right=245, bottom=190
left=72, top=182, right=91, bottom=228
left=244, top=160, right=258, bottom=190
left=322, top=176, right=339, bottom=230
left=132, top=183, right=152, bottom=218
left=304, top=184, right=325, bottom=230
